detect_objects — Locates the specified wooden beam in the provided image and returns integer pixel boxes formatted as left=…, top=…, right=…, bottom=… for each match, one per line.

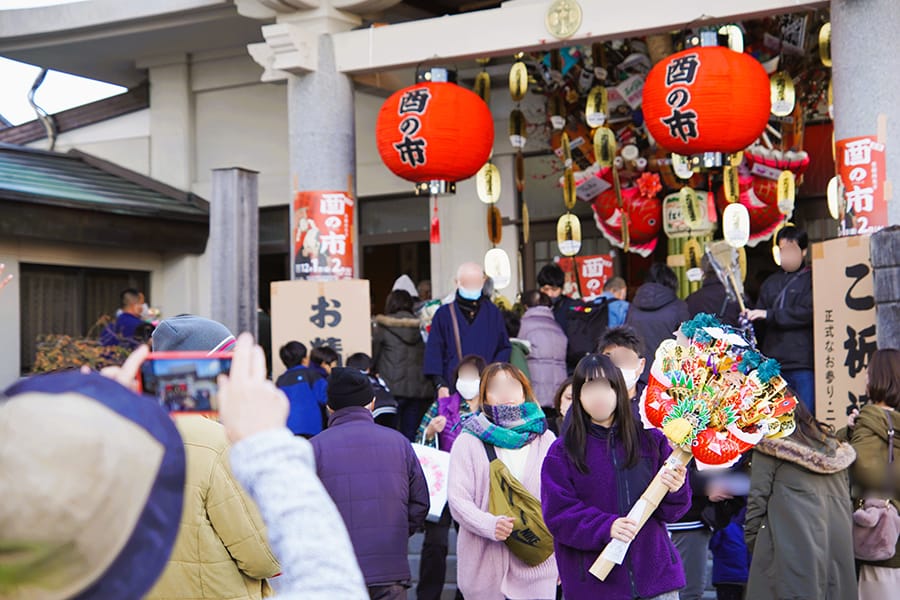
left=0, top=201, right=208, bottom=254
left=332, top=0, right=827, bottom=74
left=0, top=82, right=149, bottom=145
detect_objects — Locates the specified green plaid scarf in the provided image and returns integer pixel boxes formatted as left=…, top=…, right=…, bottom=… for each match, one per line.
left=461, top=402, right=547, bottom=449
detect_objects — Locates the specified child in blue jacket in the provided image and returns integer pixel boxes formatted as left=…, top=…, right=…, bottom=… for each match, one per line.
left=276, top=341, right=328, bottom=437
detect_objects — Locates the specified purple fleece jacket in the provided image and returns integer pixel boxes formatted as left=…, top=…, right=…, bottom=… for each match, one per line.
left=541, top=426, right=691, bottom=600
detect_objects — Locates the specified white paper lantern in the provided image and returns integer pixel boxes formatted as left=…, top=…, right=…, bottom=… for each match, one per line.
left=484, top=248, right=512, bottom=290
left=722, top=203, right=750, bottom=248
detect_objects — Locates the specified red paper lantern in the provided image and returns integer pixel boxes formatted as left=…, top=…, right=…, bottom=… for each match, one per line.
left=643, top=47, right=771, bottom=155
left=376, top=82, right=494, bottom=187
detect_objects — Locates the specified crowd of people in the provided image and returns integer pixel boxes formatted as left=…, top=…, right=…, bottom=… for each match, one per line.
left=2, top=225, right=898, bottom=600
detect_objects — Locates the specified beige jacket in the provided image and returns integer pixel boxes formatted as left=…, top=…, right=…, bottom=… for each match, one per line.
left=146, top=416, right=280, bottom=600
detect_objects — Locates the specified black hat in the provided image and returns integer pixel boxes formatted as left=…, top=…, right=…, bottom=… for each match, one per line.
left=327, top=367, right=375, bottom=411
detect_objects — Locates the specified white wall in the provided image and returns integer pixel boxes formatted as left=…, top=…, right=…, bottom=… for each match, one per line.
left=26, top=109, right=151, bottom=175
left=355, top=90, right=413, bottom=197
left=193, top=82, right=289, bottom=206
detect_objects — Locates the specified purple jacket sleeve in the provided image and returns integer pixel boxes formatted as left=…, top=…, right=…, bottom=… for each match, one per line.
left=653, top=435, right=693, bottom=523
left=406, top=443, right=430, bottom=534
left=541, top=445, right=618, bottom=551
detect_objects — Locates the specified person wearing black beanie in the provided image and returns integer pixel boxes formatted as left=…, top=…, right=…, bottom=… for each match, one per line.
left=312, top=368, right=429, bottom=599
left=326, top=367, right=376, bottom=412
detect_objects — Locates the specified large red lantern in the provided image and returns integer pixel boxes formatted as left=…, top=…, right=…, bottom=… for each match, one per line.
left=643, top=47, right=771, bottom=155
left=376, top=81, right=494, bottom=191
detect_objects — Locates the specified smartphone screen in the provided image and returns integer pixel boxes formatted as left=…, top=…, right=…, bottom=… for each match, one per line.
left=139, top=354, right=232, bottom=415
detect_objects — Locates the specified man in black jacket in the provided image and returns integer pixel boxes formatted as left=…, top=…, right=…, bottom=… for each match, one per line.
left=745, top=226, right=815, bottom=412
left=537, top=263, right=580, bottom=333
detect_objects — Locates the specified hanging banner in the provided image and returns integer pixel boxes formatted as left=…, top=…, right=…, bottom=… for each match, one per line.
left=812, top=235, right=876, bottom=427
left=270, top=279, right=372, bottom=379
left=836, top=136, right=888, bottom=236
left=558, top=254, right=615, bottom=300
left=292, top=191, right=355, bottom=280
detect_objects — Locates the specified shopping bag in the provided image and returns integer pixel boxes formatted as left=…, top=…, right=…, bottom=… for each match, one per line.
left=412, top=442, right=451, bottom=523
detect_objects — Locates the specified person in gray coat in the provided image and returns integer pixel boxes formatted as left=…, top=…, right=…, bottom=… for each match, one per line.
left=517, top=290, right=568, bottom=411
left=745, top=401, right=857, bottom=600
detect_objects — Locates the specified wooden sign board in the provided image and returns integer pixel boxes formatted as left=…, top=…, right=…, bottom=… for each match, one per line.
left=812, top=235, right=875, bottom=427
left=270, top=279, right=371, bottom=380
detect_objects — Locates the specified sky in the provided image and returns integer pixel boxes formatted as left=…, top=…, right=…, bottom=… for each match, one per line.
left=0, top=0, right=125, bottom=126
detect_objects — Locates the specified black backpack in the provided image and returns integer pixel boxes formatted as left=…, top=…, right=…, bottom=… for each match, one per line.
left=565, top=298, right=611, bottom=368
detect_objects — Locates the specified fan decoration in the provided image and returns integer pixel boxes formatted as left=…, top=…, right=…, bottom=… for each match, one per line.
left=590, top=313, right=796, bottom=581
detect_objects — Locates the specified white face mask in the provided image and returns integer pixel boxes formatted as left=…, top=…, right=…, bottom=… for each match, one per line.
left=456, top=377, right=481, bottom=400
left=619, top=367, right=640, bottom=392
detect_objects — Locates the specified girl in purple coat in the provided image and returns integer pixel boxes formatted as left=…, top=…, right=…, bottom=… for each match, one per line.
left=541, top=353, right=691, bottom=600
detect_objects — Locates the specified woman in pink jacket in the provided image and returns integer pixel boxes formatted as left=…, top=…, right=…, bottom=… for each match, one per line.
left=448, top=363, right=558, bottom=600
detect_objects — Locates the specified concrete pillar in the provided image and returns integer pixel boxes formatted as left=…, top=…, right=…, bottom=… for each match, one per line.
left=210, top=168, right=259, bottom=337
left=870, top=226, right=900, bottom=349
left=831, top=0, right=900, bottom=226
left=287, top=33, right=357, bottom=278
left=141, top=54, right=194, bottom=190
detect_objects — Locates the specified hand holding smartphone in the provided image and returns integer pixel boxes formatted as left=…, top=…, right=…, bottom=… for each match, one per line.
left=137, top=352, right=233, bottom=416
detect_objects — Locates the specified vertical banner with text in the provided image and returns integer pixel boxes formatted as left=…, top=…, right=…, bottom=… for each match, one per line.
left=292, top=191, right=355, bottom=280
left=270, top=280, right=371, bottom=379
left=836, top=136, right=888, bottom=236
left=812, top=235, right=876, bottom=427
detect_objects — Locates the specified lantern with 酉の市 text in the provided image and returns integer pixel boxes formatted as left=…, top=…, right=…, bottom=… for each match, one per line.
left=376, top=81, right=494, bottom=193
left=643, top=47, right=771, bottom=155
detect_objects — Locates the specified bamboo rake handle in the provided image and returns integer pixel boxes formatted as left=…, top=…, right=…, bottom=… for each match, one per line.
left=589, top=447, right=693, bottom=581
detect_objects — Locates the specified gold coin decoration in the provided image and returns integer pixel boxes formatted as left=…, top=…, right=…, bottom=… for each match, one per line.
left=560, top=132, right=573, bottom=168
left=770, top=71, right=796, bottom=117
left=545, top=0, right=582, bottom=40
left=563, top=167, right=577, bottom=210
left=819, top=23, right=832, bottom=67
left=474, top=71, right=491, bottom=105
left=476, top=163, right=501, bottom=204
left=593, top=127, right=616, bottom=168
left=585, top=86, right=608, bottom=128
left=487, top=205, right=503, bottom=245
left=522, top=200, right=531, bottom=243
left=557, top=213, right=582, bottom=256
left=723, top=165, right=740, bottom=203
left=683, top=238, right=703, bottom=270
left=777, top=170, right=796, bottom=216
left=515, top=151, right=526, bottom=193
left=508, top=109, right=527, bottom=149
left=509, top=61, right=528, bottom=101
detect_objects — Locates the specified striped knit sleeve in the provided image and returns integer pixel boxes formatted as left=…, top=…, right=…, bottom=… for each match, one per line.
left=229, top=428, right=367, bottom=600
left=416, top=400, right=440, bottom=444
